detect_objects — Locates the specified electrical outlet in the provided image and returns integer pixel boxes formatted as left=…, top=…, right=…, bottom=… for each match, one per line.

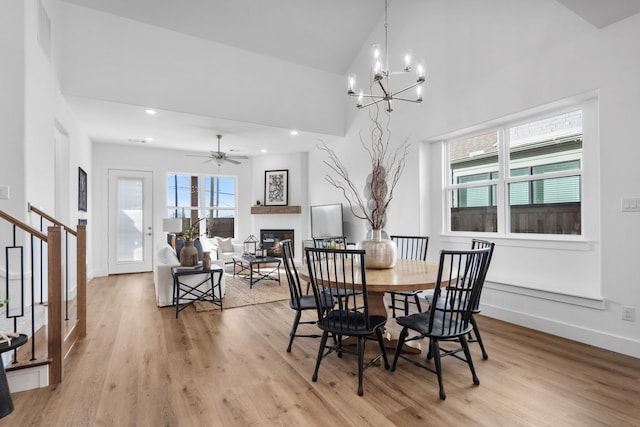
left=621, top=198, right=640, bottom=212
left=622, top=306, right=636, bottom=322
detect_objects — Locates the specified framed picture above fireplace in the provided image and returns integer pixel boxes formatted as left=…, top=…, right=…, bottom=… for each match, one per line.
left=264, top=169, right=288, bottom=206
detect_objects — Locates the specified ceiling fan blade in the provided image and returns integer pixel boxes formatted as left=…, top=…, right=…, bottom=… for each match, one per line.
left=227, top=155, right=249, bottom=160
left=225, top=158, right=241, bottom=165
left=186, top=154, right=212, bottom=158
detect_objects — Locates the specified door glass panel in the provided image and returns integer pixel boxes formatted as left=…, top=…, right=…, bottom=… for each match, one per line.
left=117, top=177, right=144, bottom=263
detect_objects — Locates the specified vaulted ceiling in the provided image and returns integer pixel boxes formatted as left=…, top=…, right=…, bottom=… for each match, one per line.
left=58, top=0, right=640, bottom=157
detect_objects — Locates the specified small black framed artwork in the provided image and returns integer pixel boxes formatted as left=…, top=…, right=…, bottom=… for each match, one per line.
left=264, top=169, right=289, bottom=206
left=78, top=167, right=87, bottom=212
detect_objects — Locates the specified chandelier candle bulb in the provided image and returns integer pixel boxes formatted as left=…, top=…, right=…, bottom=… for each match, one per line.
left=374, top=60, right=383, bottom=80
left=404, top=51, right=412, bottom=71
left=346, top=0, right=425, bottom=112
left=416, top=62, right=426, bottom=82
left=373, top=44, right=381, bottom=60
left=348, top=74, right=357, bottom=94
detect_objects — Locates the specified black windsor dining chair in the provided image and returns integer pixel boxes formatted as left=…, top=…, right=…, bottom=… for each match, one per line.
left=390, top=247, right=492, bottom=400
left=422, top=239, right=495, bottom=359
left=281, top=240, right=334, bottom=352
left=305, top=247, right=389, bottom=396
left=388, top=235, right=430, bottom=317
left=309, top=237, right=362, bottom=308
left=312, top=236, right=348, bottom=249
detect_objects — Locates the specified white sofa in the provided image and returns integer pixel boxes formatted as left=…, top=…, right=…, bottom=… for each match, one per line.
left=154, top=239, right=226, bottom=307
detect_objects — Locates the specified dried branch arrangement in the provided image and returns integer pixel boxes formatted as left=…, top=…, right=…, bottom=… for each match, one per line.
left=318, top=109, right=409, bottom=230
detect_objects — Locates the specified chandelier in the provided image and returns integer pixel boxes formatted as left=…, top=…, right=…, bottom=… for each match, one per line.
left=347, top=0, right=425, bottom=112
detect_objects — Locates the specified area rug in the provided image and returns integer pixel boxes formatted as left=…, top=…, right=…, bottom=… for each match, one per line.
left=193, top=272, right=289, bottom=311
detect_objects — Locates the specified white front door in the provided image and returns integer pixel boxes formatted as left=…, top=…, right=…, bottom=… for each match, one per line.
left=108, top=169, right=153, bottom=274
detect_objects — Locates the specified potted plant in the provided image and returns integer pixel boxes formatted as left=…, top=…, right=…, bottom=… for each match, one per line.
left=180, top=218, right=205, bottom=266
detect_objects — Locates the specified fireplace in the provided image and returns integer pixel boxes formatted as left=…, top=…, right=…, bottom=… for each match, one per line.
left=260, top=229, right=294, bottom=258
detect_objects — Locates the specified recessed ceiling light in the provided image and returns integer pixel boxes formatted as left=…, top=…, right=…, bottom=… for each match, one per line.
left=289, top=130, right=299, bottom=136
left=145, top=137, right=154, bottom=142
left=144, top=109, right=157, bottom=115
left=261, top=149, right=267, bottom=153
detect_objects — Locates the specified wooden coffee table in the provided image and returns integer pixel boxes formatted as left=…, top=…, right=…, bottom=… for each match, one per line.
left=233, top=255, right=281, bottom=288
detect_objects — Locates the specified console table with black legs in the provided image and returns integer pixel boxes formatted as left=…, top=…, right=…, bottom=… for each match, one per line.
left=171, top=265, right=224, bottom=318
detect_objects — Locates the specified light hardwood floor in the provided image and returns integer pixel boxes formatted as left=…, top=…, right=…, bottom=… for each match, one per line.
left=3, top=272, right=639, bottom=426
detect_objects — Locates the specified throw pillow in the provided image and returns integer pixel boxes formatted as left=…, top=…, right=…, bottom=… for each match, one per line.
left=194, top=237, right=204, bottom=261
left=215, top=237, right=234, bottom=253
left=158, top=243, right=179, bottom=265
left=175, top=237, right=185, bottom=258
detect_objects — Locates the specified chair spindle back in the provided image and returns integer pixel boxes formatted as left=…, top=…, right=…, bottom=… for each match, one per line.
left=305, top=247, right=369, bottom=331
left=428, top=248, right=492, bottom=336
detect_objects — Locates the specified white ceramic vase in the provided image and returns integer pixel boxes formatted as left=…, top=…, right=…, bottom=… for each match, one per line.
left=356, top=229, right=397, bottom=269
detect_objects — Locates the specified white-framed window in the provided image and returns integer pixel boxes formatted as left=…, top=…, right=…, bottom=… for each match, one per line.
left=445, top=101, right=596, bottom=238
left=166, top=174, right=237, bottom=238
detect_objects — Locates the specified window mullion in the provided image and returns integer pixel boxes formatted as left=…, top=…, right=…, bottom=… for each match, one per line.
left=497, top=128, right=508, bottom=234
left=443, top=140, right=452, bottom=233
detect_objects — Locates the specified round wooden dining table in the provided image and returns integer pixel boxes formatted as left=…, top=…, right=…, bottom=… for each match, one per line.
left=299, top=259, right=441, bottom=349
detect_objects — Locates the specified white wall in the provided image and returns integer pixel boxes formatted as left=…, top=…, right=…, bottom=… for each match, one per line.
left=0, top=1, right=27, bottom=221
left=0, top=0, right=92, bottom=343
left=250, top=152, right=308, bottom=264
left=1, top=0, right=92, bottom=270
left=308, top=0, right=640, bottom=357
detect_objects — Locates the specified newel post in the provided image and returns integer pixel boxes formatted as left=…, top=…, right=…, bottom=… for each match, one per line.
left=47, top=226, right=63, bottom=384
left=76, top=224, right=87, bottom=338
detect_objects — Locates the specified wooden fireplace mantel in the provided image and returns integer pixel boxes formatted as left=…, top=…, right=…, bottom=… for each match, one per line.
left=251, top=205, right=301, bottom=215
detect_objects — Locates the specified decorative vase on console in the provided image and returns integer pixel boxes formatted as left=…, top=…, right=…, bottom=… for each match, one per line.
left=202, top=251, right=212, bottom=269
left=179, top=217, right=206, bottom=267
left=319, top=106, right=408, bottom=269
left=180, top=239, right=199, bottom=267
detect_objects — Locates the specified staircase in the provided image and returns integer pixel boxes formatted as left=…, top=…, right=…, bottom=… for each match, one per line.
left=0, top=204, right=86, bottom=391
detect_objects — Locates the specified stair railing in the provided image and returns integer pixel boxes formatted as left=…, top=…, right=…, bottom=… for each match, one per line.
left=28, top=204, right=86, bottom=341
left=0, top=205, right=85, bottom=386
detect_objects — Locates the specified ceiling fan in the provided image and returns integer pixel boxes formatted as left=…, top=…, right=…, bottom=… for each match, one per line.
left=187, top=134, right=249, bottom=165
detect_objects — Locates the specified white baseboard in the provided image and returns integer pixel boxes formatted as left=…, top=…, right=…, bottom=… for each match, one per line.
left=7, top=365, right=49, bottom=392
left=481, top=304, right=640, bottom=358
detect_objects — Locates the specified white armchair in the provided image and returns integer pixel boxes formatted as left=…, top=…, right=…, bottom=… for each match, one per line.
left=206, top=236, right=244, bottom=265
left=154, top=240, right=226, bottom=307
